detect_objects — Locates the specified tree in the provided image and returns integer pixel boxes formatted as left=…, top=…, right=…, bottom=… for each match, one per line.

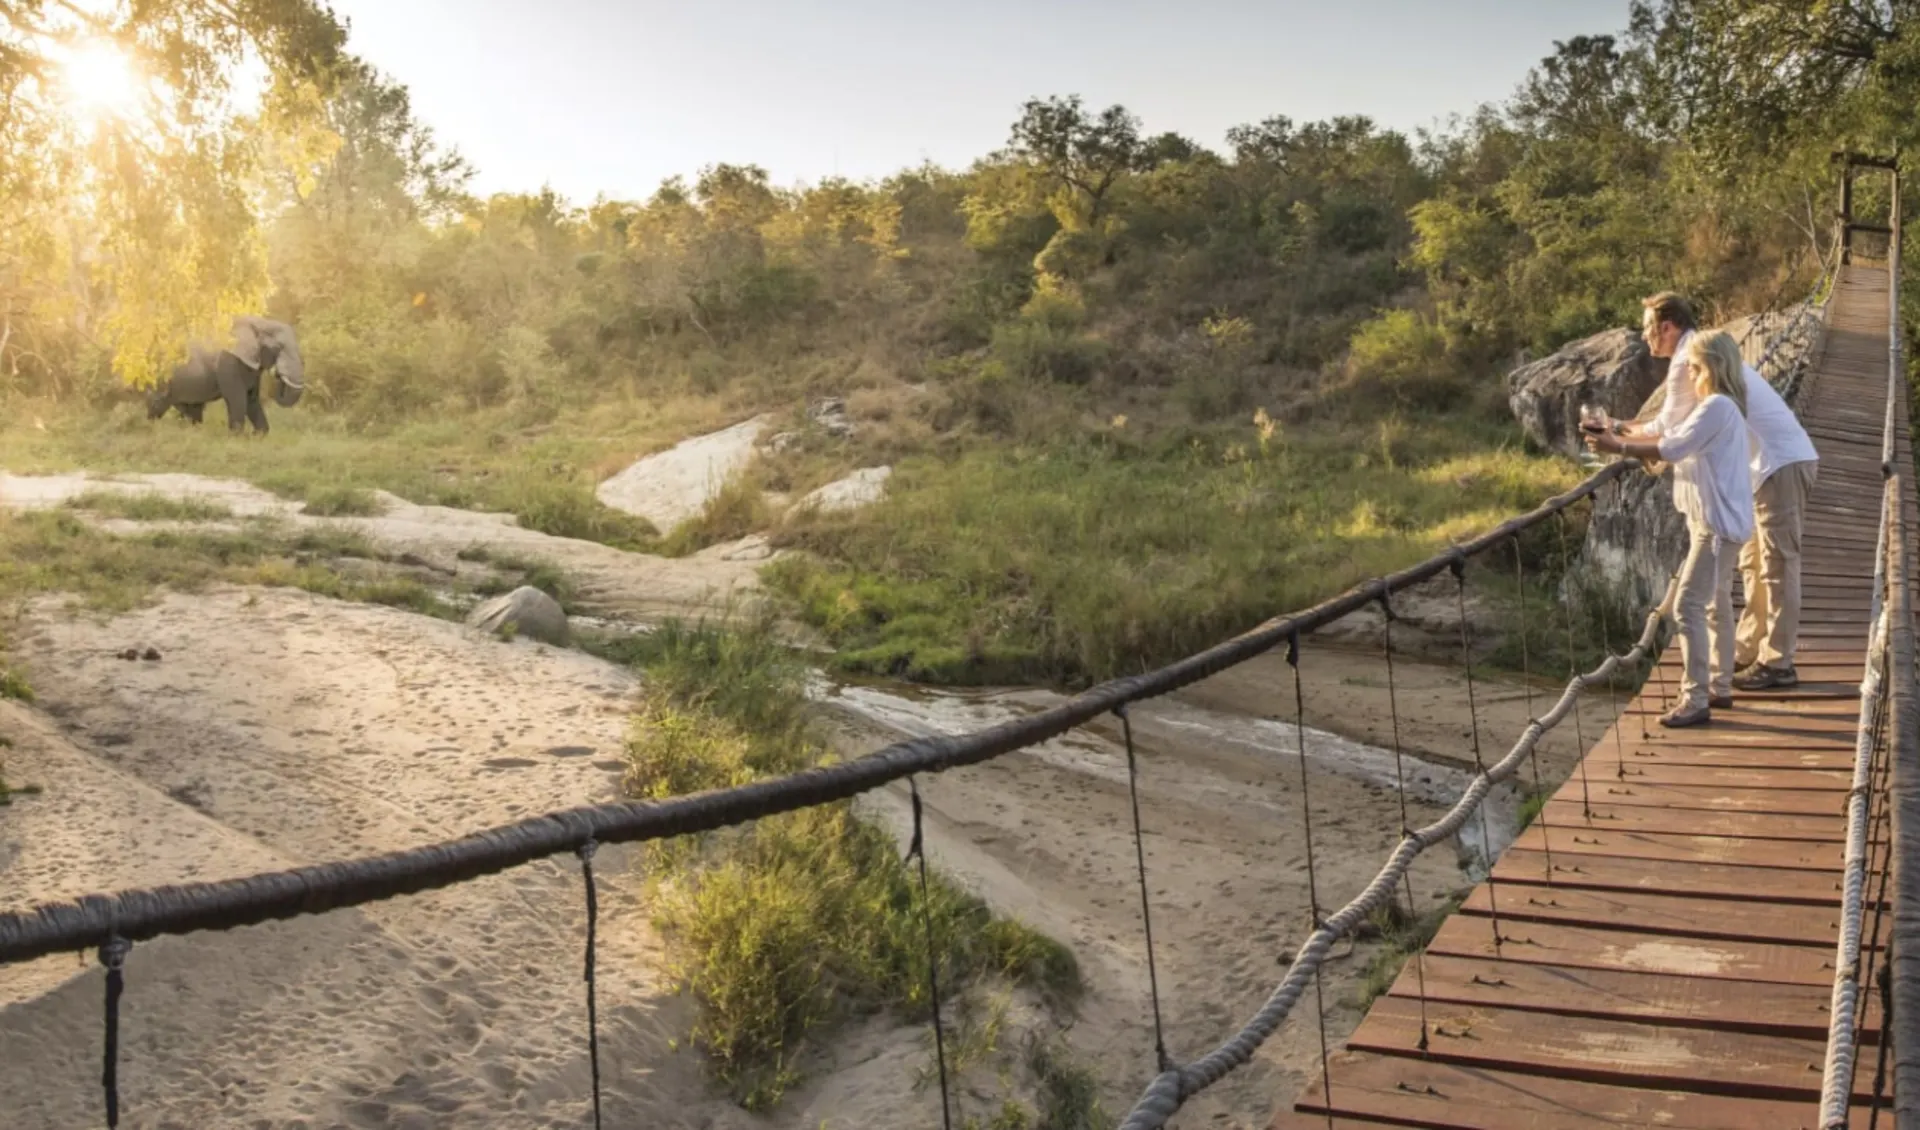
left=1006, top=95, right=1142, bottom=224
left=1629, top=0, right=1919, bottom=163
left=0, top=0, right=346, bottom=386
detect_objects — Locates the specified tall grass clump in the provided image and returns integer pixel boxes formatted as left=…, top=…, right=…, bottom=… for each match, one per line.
left=604, top=612, right=1079, bottom=1109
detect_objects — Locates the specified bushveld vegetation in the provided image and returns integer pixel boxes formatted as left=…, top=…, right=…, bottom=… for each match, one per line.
left=6, top=5, right=1913, bottom=688
left=5, top=0, right=1920, bottom=1115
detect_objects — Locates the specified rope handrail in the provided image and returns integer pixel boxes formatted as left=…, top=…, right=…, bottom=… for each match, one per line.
left=1116, top=572, right=1679, bottom=1130
left=1818, top=491, right=1894, bottom=1126
left=0, top=459, right=1631, bottom=966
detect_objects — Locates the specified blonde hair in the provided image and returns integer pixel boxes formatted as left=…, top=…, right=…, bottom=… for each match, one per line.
left=1686, top=330, right=1748, bottom=417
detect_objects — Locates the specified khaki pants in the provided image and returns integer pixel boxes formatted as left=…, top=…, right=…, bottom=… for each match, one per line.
left=1735, top=461, right=1817, bottom=670
left=1677, top=522, right=1739, bottom=710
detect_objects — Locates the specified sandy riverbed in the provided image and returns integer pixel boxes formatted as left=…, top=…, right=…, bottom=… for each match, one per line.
left=0, top=469, right=1609, bottom=1128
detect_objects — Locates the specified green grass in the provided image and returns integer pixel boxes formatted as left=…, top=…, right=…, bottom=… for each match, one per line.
left=770, top=411, right=1583, bottom=687
left=299, top=484, right=387, bottom=516
left=660, top=468, right=772, bottom=557
left=462, top=545, right=579, bottom=611
left=4, top=396, right=675, bottom=550
left=1515, top=787, right=1549, bottom=832
left=1349, top=894, right=1464, bottom=1010
left=63, top=489, right=233, bottom=522
left=603, top=613, right=1080, bottom=1110
left=0, top=508, right=462, bottom=620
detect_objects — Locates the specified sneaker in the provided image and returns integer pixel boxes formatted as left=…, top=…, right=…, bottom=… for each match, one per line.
left=1660, top=703, right=1712, bottom=728
left=1710, top=694, right=1734, bottom=710
left=1732, top=663, right=1798, bottom=691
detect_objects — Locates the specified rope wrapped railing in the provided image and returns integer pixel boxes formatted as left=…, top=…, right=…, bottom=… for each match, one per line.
left=1116, top=574, right=1678, bottom=1130
left=1818, top=187, right=1907, bottom=1121
left=1818, top=489, right=1893, bottom=1126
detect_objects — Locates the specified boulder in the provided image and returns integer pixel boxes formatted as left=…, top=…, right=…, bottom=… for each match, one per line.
left=809, top=397, right=854, bottom=438
left=1522, top=307, right=1824, bottom=626
left=796, top=466, right=891, bottom=515
left=1507, top=329, right=1663, bottom=459
left=467, top=586, right=569, bottom=646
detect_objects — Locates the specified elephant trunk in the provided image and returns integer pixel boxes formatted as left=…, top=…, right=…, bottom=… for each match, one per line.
left=271, top=340, right=304, bottom=407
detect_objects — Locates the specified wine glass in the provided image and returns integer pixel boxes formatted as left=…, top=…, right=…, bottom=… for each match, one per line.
left=1577, top=403, right=1612, bottom=467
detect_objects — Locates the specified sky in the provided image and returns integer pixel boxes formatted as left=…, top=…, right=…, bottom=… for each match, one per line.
left=326, top=0, right=1636, bottom=204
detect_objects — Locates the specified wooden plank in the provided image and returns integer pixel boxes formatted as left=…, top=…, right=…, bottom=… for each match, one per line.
left=1570, top=764, right=1853, bottom=792
left=1546, top=781, right=1847, bottom=816
left=1346, top=997, right=1866, bottom=1102
left=1585, top=743, right=1859, bottom=771
left=1492, top=849, right=1848, bottom=904
left=1280, top=1052, right=1880, bottom=1129
left=1381, top=954, right=1865, bottom=1041
left=1454, top=885, right=1858, bottom=949
left=1538, top=799, right=1851, bottom=842
left=1508, top=825, right=1843, bottom=871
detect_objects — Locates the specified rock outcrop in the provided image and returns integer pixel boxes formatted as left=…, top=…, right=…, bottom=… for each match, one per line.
left=593, top=415, right=771, bottom=531
left=1512, top=308, right=1822, bottom=623
left=467, top=585, right=569, bottom=645
left=1507, top=329, right=1664, bottom=459
left=797, top=466, right=891, bottom=515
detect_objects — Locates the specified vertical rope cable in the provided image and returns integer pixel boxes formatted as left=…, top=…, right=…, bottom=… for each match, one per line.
left=99, top=936, right=129, bottom=1130
left=1594, top=552, right=1631, bottom=780
left=905, top=777, right=954, bottom=1130
left=1453, top=560, right=1503, bottom=950
left=1556, top=512, right=1596, bottom=821
left=1512, top=537, right=1553, bottom=876
left=1286, top=634, right=1338, bottom=1111
left=1377, top=597, right=1431, bottom=1053
left=576, top=841, right=604, bottom=1130
left=1872, top=935, right=1895, bottom=1126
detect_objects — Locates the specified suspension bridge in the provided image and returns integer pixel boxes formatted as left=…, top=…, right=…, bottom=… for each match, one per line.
left=1269, top=253, right=1913, bottom=1124
left=0, top=169, right=1914, bottom=1129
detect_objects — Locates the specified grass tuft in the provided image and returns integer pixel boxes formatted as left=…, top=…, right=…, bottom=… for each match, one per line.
left=607, top=612, right=1079, bottom=1109
left=299, top=485, right=387, bottom=516
left=1349, top=894, right=1463, bottom=1010
left=63, top=490, right=233, bottom=522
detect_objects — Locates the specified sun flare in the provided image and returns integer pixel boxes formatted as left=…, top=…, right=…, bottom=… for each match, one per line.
left=61, top=40, right=144, bottom=122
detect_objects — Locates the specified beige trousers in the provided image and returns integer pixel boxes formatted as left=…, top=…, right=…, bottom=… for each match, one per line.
left=1676, top=522, right=1739, bottom=710
left=1735, top=461, right=1817, bottom=669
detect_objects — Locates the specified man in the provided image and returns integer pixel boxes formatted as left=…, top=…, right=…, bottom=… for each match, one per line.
left=1627, top=292, right=1819, bottom=691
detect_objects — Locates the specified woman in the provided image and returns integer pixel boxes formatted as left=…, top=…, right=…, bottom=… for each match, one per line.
left=1587, top=331, right=1754, bottom=727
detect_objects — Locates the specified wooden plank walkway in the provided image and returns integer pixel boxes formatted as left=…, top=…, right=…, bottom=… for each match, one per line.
left=1272, top=265, right=1907, bottom=1129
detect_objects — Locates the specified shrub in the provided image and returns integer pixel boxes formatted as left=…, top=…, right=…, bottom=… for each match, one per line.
left=606, top=614, right=1079, bottom=1108
left=1342, top=308, right=1465, bottom=409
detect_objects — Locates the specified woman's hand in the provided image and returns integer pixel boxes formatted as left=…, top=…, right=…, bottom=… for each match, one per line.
left=1585, top=428, right=1625, bottom=455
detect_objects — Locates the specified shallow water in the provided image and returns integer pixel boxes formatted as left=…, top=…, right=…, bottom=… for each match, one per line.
left=810, top=674, right=1523, bottom=879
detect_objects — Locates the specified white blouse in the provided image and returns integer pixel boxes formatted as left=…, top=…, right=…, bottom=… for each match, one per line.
left=1657, top=393, right=1756, bottom=543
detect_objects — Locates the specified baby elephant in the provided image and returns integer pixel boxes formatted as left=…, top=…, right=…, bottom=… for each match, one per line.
left=148, top=317, right=305, bottom=434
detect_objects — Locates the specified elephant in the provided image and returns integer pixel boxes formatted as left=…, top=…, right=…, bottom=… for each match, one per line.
left=148, top=316, right=305, bottom=434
